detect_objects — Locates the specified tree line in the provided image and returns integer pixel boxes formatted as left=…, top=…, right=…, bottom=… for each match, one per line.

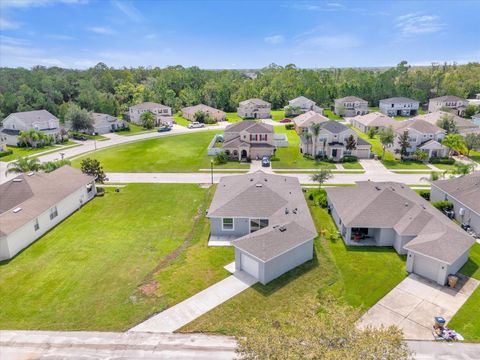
left=1, top=61, right=480, bottom=122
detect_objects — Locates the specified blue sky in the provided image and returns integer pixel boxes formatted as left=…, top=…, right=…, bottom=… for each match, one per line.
left=0, top=0, right=479, bottom=69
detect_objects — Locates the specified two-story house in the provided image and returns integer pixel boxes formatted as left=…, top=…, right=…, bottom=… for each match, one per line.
left=428, top=95, right=469, bottom=116
left=284, top=96, right=323, bottom=116
left=299, top=120, right=371, bottom=161
left=237, top=98, right=271, bottom=119
left=1, top=110, right=61, bottom=146
left=351, top=112, right=397, bottom=134
left=181, top=104, right=226, bottom=122
left=379, top=97, right=420, bottom=117
left=333, top=96, right=369, bottom=117
left=392, top=119, right=448, bottom=159
left=222, top=121, right=275, bottom=160
left=414, top=111, right=479, bottom=135
left=207, top=171, right=317, bottom=284
left=293, top=110, right=329, bottom=134
left=128, top=102, right=172, bottom=125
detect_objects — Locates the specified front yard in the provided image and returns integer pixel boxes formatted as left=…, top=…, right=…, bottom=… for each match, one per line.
left=0, top=184, right=234, bottom=331
left=181, top=192, right=407, bottom=335
left=1, top=142, right=79, bottom=162
left=71, top=131, right=249, bottom=172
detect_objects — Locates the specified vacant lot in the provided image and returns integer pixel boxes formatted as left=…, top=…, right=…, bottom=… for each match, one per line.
left=0, top=184, right=233, bottom=331
left=181, top=192, right=407, bottom=335
left=72, top=131, right=249, bottom=172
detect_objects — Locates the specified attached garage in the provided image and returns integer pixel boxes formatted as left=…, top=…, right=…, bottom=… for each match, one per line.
left=411, top=253, right=442, bottom=283
left=240, top=253, right=259, bottom=279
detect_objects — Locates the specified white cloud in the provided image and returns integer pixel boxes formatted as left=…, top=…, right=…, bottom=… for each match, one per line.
left=264, top=35, right=285, bottom=44
left=396, top=13, right=444, bottom=35
left=87, top=26, right=116, bottom=35
left=0, top=17, right=20, bottom=29
left=112, top=0, right=144, bottom=22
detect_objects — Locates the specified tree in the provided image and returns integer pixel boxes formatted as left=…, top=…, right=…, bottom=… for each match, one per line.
left=398, top=130, right=410, bottom=160
left=367, top=127, right=376, bottom=139
left=194, top=110, right=215, bottom=124
left=345, top=134, right=357, bottom=154
left=40, top=159, right=71, bottom=173
left=65, top=103, right=94, bottom=132
left=140, top=111, right=155, bottom=129
left=6, top=156, right=40, bottom=174
left=17, top=129, right=46, bottom=148
left=378, top=126, right=395, bottom=160
left=436, top=113, right=457, bottom=134
left=442, top=133, right=466, bottom=157
left=464, top=133, right=480, bottom=156
left=413, top=149, right=428, bottom=162
left=310, top=123, right=322, bottom=158
left=464, top=104, right=479, bottom=118
left=453, top=162, right=475, bottom=175
left=236, top=297, right=411, bottom=360
left=80, top=158, right=108, bottom=183
left=310, top=168, right=333, bottom=189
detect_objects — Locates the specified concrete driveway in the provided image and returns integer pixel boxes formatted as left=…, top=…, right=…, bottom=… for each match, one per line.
left=358, top=273, right=479, bottom=340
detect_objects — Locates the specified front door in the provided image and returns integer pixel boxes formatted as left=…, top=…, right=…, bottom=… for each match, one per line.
left=332, top=149, right=338, bottom=158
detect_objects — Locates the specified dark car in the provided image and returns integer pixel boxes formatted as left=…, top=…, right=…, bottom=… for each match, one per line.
left=261, top=156, right=270, bottom=167
left=280, top=118, right=292, bottom=123
left=72, top=134, right=88, bottom=141
left=157, top=126, right=171, bottom=133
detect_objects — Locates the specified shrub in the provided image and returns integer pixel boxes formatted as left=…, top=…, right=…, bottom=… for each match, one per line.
left=430, top=157, right=455, bottom=165
left=341, top=155, right=358, bottom=163
left=285, top=123, right=295, bottom=130
left=0, top=149, right=13, bottom=158
left=418, top=190, right=430, bottom=201
left=308, top=193, right=314, bottom=201
left=214, top=152, right=228, bottom=165
left=317, top=191, right=328, bottom=208
left=432, top=200, right=453, bottom=212
left=269, top=156, right=279, bottom=161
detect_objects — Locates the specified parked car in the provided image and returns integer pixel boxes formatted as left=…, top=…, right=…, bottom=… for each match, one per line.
left=280, top=118, right=292, bottom=123
left=188, top=122, right=205, bottom=129
left=157, top=126, right=171, bottom=133
left=72, top=134, right=88, bottom=141
left=261, top=156, right=270, bottom=167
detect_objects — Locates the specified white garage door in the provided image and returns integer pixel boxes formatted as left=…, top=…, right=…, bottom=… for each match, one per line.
left=413, top=254, right=440, bottom=282
left=241, top=253, right=259, bottom=279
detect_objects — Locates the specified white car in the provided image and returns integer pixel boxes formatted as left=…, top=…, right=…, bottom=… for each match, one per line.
left=188, top=121, right=205, bottom=129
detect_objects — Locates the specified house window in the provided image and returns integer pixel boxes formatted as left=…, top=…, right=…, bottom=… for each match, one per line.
left=49, top=206, right=58, bottom=220
left=222, top=218, right=234, bottom=230
left=250, top=219, right=269, bottom=233
left=34, top=218, right=39, bottom=231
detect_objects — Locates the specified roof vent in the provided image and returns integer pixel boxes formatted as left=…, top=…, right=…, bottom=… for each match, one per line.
left=374, top=186, right=381, bottom=191
left=13, top=178, right=23, bottom=182
left=293, top=209, right=298, bottom=214
left=13, top=207, right=22, bottom=213
left=279, top=226, right=287, bottom=232
left=285, top=208, right=289, bottom=214
left=264, top=178, right=268, bottom=182
left=404, top=202, right=409, bottom=207
left=256, top=183, right=263, bottom=187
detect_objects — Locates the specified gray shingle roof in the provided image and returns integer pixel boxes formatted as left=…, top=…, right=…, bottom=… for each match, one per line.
left=239, top=98, right=271, bottom=106
left=293, top=111, right=329, bottom=128
left=129, top=102, right=170, bottom=110
left=336, top=96, right=367, bottom=103
left=320, top=120, right=349, bottom=134
left=224, top=121, right=273, bottom=134
left=327, top=181, right=474, bottom=264
left=430, top=95, right=466, bottom=102
left=414, top=111, right=478, bottom=130
left=5, top=110, right=59, bottom=127
left=380, top=97, right=419, bottom=104
left=181, top=104, right=226, bottom=117
left=431, top=172, right=480, bottom=214
left=352, top=112, right=397, bottom=127
left=0, top=166, right=95, bottom=236
left=394, top=119, right=444, bottom=134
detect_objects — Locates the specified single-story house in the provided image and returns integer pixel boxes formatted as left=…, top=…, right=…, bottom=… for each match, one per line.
left=237, top=98, right=271, bottom=119
left=128, top=102, right=172, bottom=125
left=351, top=112, right=397, bottom=134
left=327, top=181, right=474, bottom=285
left=413, top=111, right=479, bottom=135
left=70, top=113, right=125, bottom=135
left=293, top=110, right=329, bottom=134
left=334, top=96, right=369, bottom=117
left=431, top=172, right=480, bottom=234
left=284, top=96, right=323, bottom=116
left=207, top=171, right=317, bottom=284
left=379, top=97, right=419, bottom=117
left=181, top=104, right=226, bottom=122
left=428, top=96, right=468, bottom=116
left=222, top=121, right=276, bottom=160
left=1, top=110, right=62, bottom=146
left=0, top=166, right=96, bottom=261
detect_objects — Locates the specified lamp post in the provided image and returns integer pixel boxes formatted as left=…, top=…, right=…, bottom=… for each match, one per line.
left=93, top=132, right=97, bottom=151
left=210, top=159, right=214, bottom=184
left=60, top=152, right=65, bottom=160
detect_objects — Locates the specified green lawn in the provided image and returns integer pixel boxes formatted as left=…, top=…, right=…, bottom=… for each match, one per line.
left=181, top=191, right=407, bottom=335
left=342, top=162, right=363, bottom=169
left=0, top=143, right=80, bottom=162
left=432, top=163, right=457, bottom=171
left=71, top=131, right=249, bottom=172
left=116, top=123, right=155, bottom=136
left=173, top=114, right=191, bottom=127
left=226, top=112, right=242, bottom=123
left=381, top=160, right=430, bottom=169
left=271, top=126, right=336, bottom=169
left=448, top=243, right=480, bottom=341
left=0, top=184, right=233, bottom=331
left=324, top=109, right=343, bottom=120
left=469, top=150, right=480, bottom=164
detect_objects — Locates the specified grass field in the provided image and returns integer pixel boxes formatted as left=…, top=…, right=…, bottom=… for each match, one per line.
left=71, top=131, right=249, bottom=172
left=271, top=126, right=336, bottom=169
left=0, top=143, right=80, bottom=162
left=0, top=184, right=233, bottom=331
left=469, top=150, right=480, bottom=164
left=226, top=112, right=242, bottom=123
left=324, top=109, right=343, bottom=120
left=181, top=191, right=407, bottom=335
left=448, top=243, right=480, bottom=341
left=173, top=114, right=191, bottom=127
left=342, top=162, right=363, bottom=169
left=271, top=110, right=285, bottom=121
left=117, top=123, right=156, bottom=136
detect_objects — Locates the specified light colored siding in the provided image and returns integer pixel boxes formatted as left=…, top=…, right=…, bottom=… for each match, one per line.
left=209, top=217, right=250, bottom=237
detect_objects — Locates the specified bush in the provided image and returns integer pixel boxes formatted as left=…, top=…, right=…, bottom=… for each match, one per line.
left=285, top=123, right=295, bottom=130
left=317, top=191, right=328, bottom=208
left=308, top=193, right=314, bottom=201
left=341, top=155, right=358, bottom=163
left=214, top=152, right=228, bottom=165
left=430, top=157, right=455, bottom=165
left=418, top=190, right=430, bottom=201
left=0, top=149, right=13, bottom=158
left=432, top=200, right=453, bottom=212
left=269, top=156, right=279, bottom=161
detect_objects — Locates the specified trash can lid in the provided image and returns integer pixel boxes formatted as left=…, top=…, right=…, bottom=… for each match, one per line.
left=435, top=316, right=446, bottom=324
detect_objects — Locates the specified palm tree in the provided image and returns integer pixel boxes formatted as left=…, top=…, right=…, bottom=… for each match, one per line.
left=442, top=133, right=466, bottom=157
left=303, top=132, right=312, bottom=155
left=6, top=156, right=41, bottom=174
left=378, top=126, right=395, bottom=160
left=40, top=159, right=71, bottom=173
left=310, top=123, right=322, bottom=158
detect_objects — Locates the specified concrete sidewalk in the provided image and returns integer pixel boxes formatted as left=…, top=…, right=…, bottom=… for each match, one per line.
left=130, top=271, right=257, bottom=333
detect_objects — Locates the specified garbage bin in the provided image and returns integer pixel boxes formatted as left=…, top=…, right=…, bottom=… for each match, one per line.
left=448, top=275, right=458, bottom=288
left=434, top=316, right=446, bottom=328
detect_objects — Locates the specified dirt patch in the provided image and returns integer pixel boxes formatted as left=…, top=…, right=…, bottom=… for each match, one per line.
left=140, top=281, right=158, bottom=296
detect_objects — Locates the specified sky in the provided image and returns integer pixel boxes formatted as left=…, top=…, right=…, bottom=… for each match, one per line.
left=0, top=0, right=479, bottom=69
